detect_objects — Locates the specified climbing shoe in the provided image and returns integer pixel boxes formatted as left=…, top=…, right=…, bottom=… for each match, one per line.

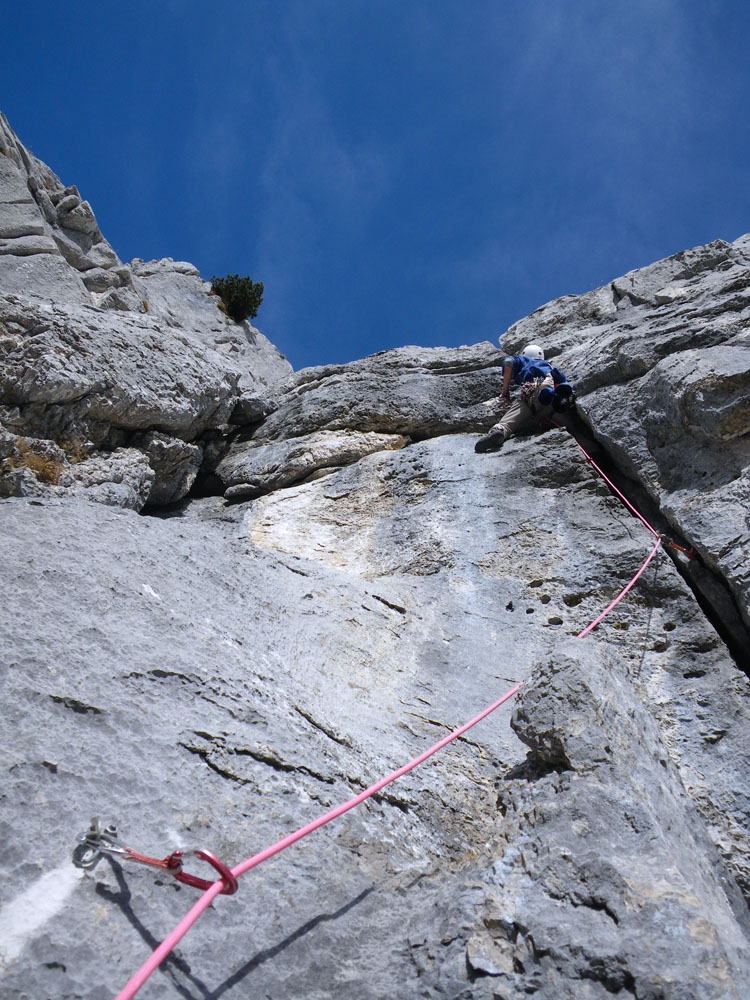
left=475, top=430, right=505, bottom=453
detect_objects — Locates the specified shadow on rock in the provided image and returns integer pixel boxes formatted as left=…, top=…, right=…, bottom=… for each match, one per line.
left=205, top=886, right=375, bottom=999
left=96, top=858, right=212, bottom=999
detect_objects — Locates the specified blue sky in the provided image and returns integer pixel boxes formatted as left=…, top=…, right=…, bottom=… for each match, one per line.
left=2, top=0, right=749, bottom=370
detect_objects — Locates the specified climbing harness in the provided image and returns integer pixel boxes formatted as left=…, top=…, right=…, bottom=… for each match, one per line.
left=520, top=378, right=546, bottom=402
left=521, top=377, right=552, bottom=418
left=521, top=377, right=576, bottom=418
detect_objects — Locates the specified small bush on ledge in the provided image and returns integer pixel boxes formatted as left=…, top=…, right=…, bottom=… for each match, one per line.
left=211, top=273, right=264, bottom=323
left=8, top=438, right=65, bottom=484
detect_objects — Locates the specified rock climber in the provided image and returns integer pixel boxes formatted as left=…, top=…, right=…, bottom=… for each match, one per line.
left=475, top=343, right=575, bottom=453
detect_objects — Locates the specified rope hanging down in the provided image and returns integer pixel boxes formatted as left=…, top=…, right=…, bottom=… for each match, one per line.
left=112, top=681, right=523, bottom=1000
left=570, top=437, right=663, bottom=637
left=541, top=418, right=666, bottom=638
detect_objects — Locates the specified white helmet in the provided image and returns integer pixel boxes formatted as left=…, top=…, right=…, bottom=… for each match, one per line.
left=522, top=343, right=544, bottom=360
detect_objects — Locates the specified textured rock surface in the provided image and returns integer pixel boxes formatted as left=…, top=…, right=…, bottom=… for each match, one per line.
left=486, top=646, right=750, bottom=999
left=217, top=428, right=407, bottom=499
left=250, top=343, right=507, bottom=443
left=136, top=432, right=203, bottom=508
left=1, top=113, right=749, bottom=999
left=210, top=342, right=513, bottom=501
left=503, top=234, right=750, bottom=646
left=0, top=117, right=291, bottom=510
left=2, top=428, right=749, bottom=998
left=0, top=111, right=128, bottom=306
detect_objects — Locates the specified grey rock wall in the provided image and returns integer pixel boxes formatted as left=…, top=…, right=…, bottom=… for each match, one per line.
left=1, top=112, right=749, bottom=1000
left=0, top=116, right=291, bottom=510
left=0, top=111, right=130, bottom=306
left=491, top=645, right=750, bottom=999
left=2, top=430, right=748, bottom=998
left=502, top=234, right=750, bottom=643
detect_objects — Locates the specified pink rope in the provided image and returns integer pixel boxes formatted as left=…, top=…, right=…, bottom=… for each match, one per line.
left=542, top=417, right=663, bottom=635
left=568, top=435, right=663, bottom=636
left=113, top=427, right=666, bottom=998
left=572, top=440, right=660, bottom=540
left=577, top=537, right=662, bottom=638
left=114, top=681, right=523, bottom=1000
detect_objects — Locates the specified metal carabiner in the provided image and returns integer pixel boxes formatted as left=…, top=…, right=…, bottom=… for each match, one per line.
left=167, top=849, right=238, bottom=895
left=72, top=820, right=238, bottom=895
left=660, top=533, right=695, bottom=559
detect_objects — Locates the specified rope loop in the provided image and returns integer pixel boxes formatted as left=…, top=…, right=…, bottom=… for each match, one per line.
left=168, top=849, right=239, bottom=895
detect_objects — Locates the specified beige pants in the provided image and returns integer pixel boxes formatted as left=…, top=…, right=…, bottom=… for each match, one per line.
left=490, top=375, right=572, bottom=439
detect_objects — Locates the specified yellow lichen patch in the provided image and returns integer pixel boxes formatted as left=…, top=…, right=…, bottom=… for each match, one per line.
left=623, top=875, right=701, bottom=912
left=688, top=917, right=719, bottom=944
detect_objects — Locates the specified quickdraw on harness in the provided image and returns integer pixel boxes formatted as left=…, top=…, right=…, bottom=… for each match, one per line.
left=521, top=378, right=576, bottom=415
left=73, top=817, right=238, bottom=894
left=520, top=377, right=546, bottom=403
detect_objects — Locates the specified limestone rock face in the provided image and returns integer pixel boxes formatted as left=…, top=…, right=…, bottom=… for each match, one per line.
left=490, top=645, right=750, bottom=1000
left=0, top=116, right=291, bottom=509
left=136, top=431, right=203, bottom=507
left=2, top=424, right=749, bottom=998
left=218, top=428, right=407, bottom=499
left=1, top=111, right=749, bottom=1000
left=0, top=438, right=154, bottom=509
left=253, top=343, right=506, bottom=442
left=213, top=343, right=507, bottom=499
left=502, top=234, right=750, bottom=647
left=0, top=111, right=128, bottom=306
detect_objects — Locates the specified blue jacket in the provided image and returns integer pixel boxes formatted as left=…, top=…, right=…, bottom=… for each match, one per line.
left=505, top=354, right=566, bottom=386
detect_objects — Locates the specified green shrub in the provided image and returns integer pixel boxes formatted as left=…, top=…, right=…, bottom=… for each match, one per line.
left=210, top=273, right=264, bottom=323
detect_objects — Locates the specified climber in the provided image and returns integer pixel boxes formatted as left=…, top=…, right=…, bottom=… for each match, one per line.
left=475, top=343, right=575, bottom=453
